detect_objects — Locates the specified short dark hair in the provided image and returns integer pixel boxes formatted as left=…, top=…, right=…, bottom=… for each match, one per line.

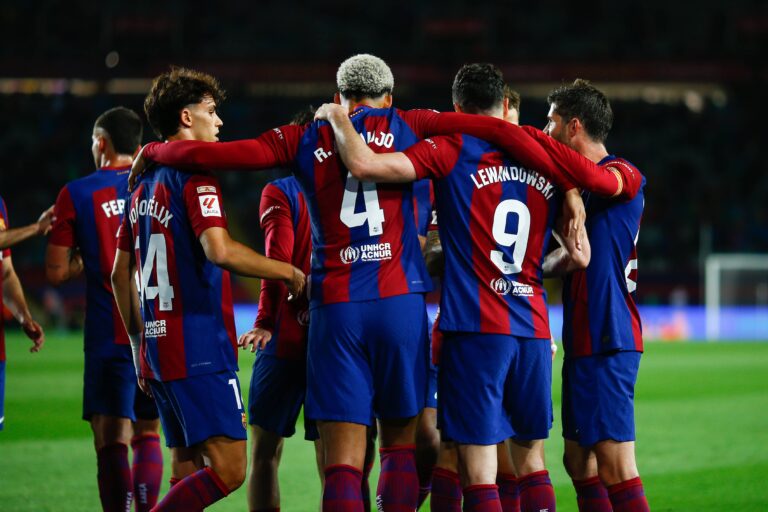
left=547, top=79, right=613, bottom=143
left=144, top=67, right=226, bottom=140
left=452, top=63, right=505, bottom=114
left=504, top=85, right=521, bottom=112
left=94, top=107, right=143, bottom=155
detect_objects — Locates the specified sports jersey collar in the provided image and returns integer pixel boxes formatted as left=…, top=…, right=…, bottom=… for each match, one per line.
left=597, top=155, right=616, bottom=166
left=98, top=165, right=132, bottom=173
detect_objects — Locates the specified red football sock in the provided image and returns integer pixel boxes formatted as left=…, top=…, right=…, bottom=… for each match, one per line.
left=463, top=484, right=502, bottom=512
left=96, top=443, right=133, bottom=512
left=430, top=467, right=462, bottom=512
left=518, top=470, right=556, bottom=512
left=607, top=477, right=649, bottom=512
left=496, top=473, right=520, bottom=512
left=131, top=434, right=163, bottom=512
left=323, top=464, right=364, bottom=512
left=377, top=445, right=419, bottom=512
left=573, top=476, right=612, bottom=512
left=362, top=460, right=374, bottom=511
left=151, top=466, right=229, bottom=511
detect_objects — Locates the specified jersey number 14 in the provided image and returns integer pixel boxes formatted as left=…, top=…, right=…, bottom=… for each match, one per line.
left=136, top=233, right=175, bottom=311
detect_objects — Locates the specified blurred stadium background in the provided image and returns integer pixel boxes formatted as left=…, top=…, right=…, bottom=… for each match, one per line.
left=0, top=1, right=766, bottom=510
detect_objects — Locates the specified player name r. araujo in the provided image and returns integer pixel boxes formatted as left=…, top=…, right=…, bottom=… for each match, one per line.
left=470, top=166, right=555, bottom=200
left=314, top=131, right=394, bottom=163
left=129, top=197, right=174, bottom=228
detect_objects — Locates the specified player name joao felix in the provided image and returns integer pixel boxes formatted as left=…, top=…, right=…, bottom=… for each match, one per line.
left=129, top=196, right=174, bottom=228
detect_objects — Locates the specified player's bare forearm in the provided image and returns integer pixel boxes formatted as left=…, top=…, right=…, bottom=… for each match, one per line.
left=2, top=258, right=33, bottom=324
left=111, top=248, right=141, bottom=335
left=318, top=104, right=417, bottom=182
left=0, top=223, right=40, bottom=250
left=424, top=230, right=444, bottom=277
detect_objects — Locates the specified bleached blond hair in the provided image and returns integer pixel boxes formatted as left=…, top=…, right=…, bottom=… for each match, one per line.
left=336, top=54, right=394, bottom=99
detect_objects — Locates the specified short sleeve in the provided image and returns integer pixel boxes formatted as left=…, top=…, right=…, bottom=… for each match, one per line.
left=182, top=174, right=229, bottom=237
left=603, top=159, right=644, bottom=201
left=403, top=134, right=463, bottom=180
left=49, top=186, right=77, bottom=247
left=398, top=109, right=441, bottom=139
left=116, top=209, right=133, bottom=252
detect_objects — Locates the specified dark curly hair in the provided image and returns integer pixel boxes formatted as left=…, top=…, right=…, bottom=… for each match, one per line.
left=504, top=85, right=521, bottom=113
left=547, top=79, right=613, bottom=143
left=452, top=63, right=505, bottom=114
left=144, top=67, right=226, bottom=140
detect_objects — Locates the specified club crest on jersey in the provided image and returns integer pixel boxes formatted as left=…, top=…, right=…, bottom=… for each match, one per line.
left=198, top=195, right=221, bottom=217
left=490, top=278, right=534, bottom=297
left=339, top=242, right=393, bottom=264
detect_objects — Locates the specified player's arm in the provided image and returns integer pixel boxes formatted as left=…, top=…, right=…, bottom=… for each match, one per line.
left=2, top=255, right=45, bottom=352
left=45, top=187, right=84, bottom=284
left=128, top=125, right=305, bottom=190
left=199, top=227, right=305, bottom=298
left=0, top=206, right=54, bottom=249
left=315, top=103, right=418, bottom=182
left=239, top=185, right=294, bottom=352
left=521, top=126, right=642, bottom=200
left=543, top=208, right=591, bottom=277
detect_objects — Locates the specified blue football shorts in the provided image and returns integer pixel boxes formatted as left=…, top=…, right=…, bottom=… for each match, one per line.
left=562, top=351, right=641, bottom=447
left=438, top=333, right=553, bottom=445
left=149, top=370, right=247, bottom=448
left=305, top=293, right=429, bottom=425
left=249, top=351, right=315, bottom=440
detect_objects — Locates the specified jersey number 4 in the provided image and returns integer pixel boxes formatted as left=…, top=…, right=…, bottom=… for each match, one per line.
left=340, top=171, right=385, bottom=236
left=135, top=233, right=175, bottom=311
left=490, top=199, right=531, bottom=275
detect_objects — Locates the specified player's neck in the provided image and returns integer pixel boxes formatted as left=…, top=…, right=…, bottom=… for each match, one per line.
left=575, top=140, right=609, bottom=164
left=99, top=154, right=133, bottom=169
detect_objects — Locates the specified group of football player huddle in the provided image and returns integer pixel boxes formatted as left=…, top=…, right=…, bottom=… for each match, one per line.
left=0, top=54, right=649, bottom=512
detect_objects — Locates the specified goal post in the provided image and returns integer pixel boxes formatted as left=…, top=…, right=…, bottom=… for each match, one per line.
left=705, top=254, right=768, bottom=340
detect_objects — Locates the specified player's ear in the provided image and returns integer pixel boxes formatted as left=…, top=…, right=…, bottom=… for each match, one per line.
left=502, top=97, right=509, bottom=119
left=381, top=93, right=393, bottom=108
left=179, top=108, right=193, bottom=128
left=333, top=92, right=341, bottom=105
left=568, top=117, right=581, bottom=138
left=453, top=103, right=463, bottom=113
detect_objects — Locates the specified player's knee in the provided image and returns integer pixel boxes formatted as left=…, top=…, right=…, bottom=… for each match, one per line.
left=213, top=458, right=246, bottom=492
left=416, top=424, right=440, bottom=456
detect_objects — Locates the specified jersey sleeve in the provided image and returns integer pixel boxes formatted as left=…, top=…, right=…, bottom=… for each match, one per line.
left=0, top=196, right=10, bottom=258
left=403, top=135, right=463, bottom=180
left=414, top=112, right=578, bottom=191
left=181, top=174, right=229, bottom=237
left=399, top=109, right=441, bottom=138
left=116, top=209, right=133, bottom=252
left=142, top=125, right=306, bottom=171
left=521, top=126, right=641, bottom=200
left=253, top=183, right=294, bottom=331
left=49, top=186, right=77, bottom=247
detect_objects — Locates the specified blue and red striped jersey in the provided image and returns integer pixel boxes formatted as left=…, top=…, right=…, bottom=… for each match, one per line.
left=406, top=134, right=560, bottom=338
left=562, top=156, right=645, bottom=358
left=142, top=106, right=438, bottom=309
left=49, top=167, right=131, bottom=356
left=254, top=177, right=310, bottom=360
left=413, top=179, right=434, bottom=238
left=0, top=196, right=10, bottom=362
left=117, top=167, right=237, bottom=381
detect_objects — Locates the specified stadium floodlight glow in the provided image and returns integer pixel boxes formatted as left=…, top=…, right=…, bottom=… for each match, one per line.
left=705, top=253, right=768, bottom=340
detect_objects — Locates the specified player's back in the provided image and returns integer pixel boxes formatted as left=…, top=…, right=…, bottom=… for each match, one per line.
left=429, top=134, right=559, bottom=339
left=294, top=106, right=431, bottom=306
left=563, top=156, right=645, bottom=358
left=122, top=165, right=237, bottom=381
left=51, top=167, right=131, bottom=353
left=257, top=176, right=310, bottom=359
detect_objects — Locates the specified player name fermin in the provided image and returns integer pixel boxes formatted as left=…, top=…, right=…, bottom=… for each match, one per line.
left=129, top=197, right=174, bottom=228
left=470, top=166, right=555, bottom=200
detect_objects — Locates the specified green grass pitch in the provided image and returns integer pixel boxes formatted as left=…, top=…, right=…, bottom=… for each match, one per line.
left=1, top=331, right=767, bottom=511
